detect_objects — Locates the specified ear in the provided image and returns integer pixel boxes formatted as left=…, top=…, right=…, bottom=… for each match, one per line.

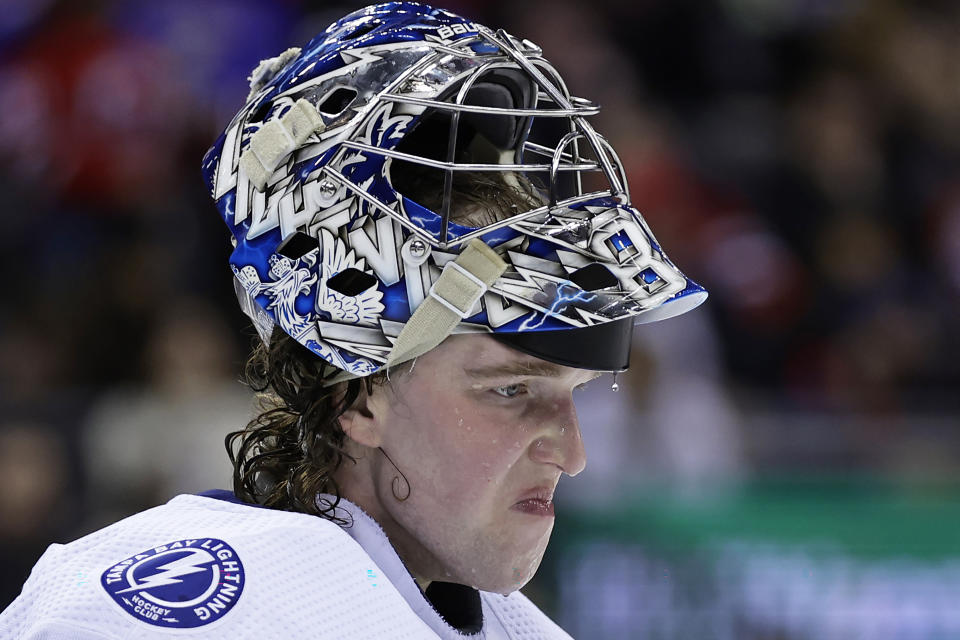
left=338, top=381, right=387, bottom=449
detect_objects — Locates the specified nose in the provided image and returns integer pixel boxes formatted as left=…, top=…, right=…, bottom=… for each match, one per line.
left=529, top=396, right=587, bottom=476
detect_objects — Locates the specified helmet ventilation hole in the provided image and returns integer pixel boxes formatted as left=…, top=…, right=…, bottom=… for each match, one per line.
left=344, top=20, right=378, bottom=40
left=327, top=268, right=378, bottom=296
left=317, top=87, right=358, bottom=116
left=569, top=263, right=619, bottom=291
left=276, top=232, right=318, bottom=259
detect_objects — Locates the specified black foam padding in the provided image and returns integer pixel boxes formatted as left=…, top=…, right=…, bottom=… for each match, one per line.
left=461, top=68, right=535, bottom=151
left=394, top=68, right=537, bottom=164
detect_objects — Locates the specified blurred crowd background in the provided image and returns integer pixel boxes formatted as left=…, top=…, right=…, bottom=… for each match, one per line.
left=1, top=0, right=958, bottom=637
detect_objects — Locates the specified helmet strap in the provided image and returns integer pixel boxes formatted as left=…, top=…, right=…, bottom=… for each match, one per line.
left=239, top=98, right=325, bottom=191
left=385, top=238, right=506, bottom=368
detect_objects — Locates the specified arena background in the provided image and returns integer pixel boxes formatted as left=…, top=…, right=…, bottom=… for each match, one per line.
left=2, top=1, right=959, bottom=638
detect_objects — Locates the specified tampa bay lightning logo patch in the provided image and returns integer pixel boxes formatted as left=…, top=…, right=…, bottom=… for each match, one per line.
left=100, top=538, right=245, bottom=628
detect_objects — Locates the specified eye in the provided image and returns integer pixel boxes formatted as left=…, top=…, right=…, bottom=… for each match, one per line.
left=493, top=383, right=527, bottom=398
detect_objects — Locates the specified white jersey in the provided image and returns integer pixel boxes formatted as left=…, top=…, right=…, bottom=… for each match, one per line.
left=0, top=492, right=573, bottom=639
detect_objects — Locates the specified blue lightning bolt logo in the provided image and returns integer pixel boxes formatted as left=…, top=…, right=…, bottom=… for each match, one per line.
left=519, top=282, right=596, bottom=331
left=116, top=549, right=213, bottom=594
left=102, top=537, right=246, bottom=629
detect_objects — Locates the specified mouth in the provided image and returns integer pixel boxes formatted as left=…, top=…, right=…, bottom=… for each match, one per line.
left=511, top=486, right=556, bottom=517
left=511, top=499, right=555, bottom=517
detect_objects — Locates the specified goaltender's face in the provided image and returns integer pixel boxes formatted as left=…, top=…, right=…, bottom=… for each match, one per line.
left=335, top=334, right=599, bottom=595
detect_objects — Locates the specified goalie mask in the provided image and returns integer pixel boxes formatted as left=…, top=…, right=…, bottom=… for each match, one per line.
left=202, top=2, right=707, bottom=378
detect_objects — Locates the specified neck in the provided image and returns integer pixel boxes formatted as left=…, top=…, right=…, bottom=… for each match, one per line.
left=332, top=453, right=440, bottom=593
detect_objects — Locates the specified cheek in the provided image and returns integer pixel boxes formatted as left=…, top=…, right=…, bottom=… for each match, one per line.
left=391, top=395, right=525, bottom=500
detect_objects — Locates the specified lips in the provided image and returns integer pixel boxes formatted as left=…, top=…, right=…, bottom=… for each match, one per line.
left=513, top=499, right=555, bottom=516
left=514, top=486, right=555, bottom=504
left=512, top=485, right=556, bottom=517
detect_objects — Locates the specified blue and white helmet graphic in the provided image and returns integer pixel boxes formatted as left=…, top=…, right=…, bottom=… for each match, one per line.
left=202, top=2, right=707, bottom=377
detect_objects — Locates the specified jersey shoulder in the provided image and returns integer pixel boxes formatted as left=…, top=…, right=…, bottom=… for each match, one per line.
left=0, top=494, right=436, bottom=639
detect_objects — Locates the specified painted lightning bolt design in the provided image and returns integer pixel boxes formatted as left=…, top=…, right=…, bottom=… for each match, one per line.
left=117, top=550, right=211, bottom=594
left=519, top=283, right=597, bottom=331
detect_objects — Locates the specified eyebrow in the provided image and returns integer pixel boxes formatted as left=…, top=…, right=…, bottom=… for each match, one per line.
left=465, top=360, right=567, bottom=379
left=465, top=360, right=605, bottom=381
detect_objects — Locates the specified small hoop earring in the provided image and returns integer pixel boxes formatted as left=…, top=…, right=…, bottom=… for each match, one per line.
left=378, top=446, right=411, bottom=501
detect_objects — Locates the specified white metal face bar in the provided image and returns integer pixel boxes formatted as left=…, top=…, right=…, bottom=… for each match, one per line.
left=378, top=94, right=600, bottom=117
left=483, top=29, right=625, bottom=196
left=340, top=140, right=602, bottom=172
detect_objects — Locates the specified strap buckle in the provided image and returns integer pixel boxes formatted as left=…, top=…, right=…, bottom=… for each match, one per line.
left=427, top=261, right=487, bottom=319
